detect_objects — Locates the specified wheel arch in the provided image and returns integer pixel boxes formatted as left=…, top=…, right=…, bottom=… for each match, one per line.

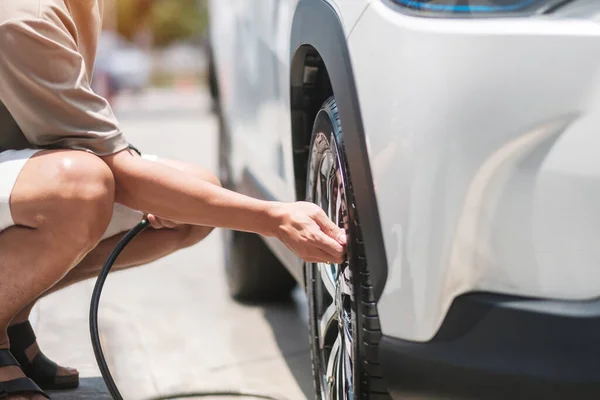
left=290, top=0, right=388, bottom=300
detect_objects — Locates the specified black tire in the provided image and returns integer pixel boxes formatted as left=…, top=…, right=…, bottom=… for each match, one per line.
left=223, top=229, right=297, bottom=302
left=306, top=97, right=389, bottom=399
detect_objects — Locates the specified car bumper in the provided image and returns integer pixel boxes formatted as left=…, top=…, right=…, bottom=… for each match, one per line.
left=349, top=1, right=600, bottom=341
left=380, top=292, right=600, bottom=399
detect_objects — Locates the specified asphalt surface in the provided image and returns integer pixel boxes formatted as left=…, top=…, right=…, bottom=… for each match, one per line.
left=31, top=88, right=313, bottom=400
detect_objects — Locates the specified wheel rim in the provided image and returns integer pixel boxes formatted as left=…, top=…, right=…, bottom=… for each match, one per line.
left=312, top=134, right=355, bottom=400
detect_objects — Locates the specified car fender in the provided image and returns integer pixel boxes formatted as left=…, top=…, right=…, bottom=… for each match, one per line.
left=290, top=0, right=388, bottom=300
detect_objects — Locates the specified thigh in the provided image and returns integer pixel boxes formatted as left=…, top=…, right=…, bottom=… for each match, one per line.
left=8, top=149, right=114, bottom=229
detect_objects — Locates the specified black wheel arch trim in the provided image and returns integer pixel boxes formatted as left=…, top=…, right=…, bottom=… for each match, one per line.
left=290, top=0, right=389, bottom=300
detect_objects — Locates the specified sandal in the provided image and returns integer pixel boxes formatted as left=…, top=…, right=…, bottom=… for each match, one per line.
left=0, top=349, right=48, bottom=399
left=8, top=322, right=79, bottom=390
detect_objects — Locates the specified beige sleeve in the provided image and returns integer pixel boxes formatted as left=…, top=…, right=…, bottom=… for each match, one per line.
left=0, top=19, right=129, bottom=156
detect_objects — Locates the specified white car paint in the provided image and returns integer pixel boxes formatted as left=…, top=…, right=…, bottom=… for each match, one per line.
left=209, top=0, right=600, bottom=342
left=350, top=1, right=600, bottom=341
left=208, top=0, right=370, bottom=205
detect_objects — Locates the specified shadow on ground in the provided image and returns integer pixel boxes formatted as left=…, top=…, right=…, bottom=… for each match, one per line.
left=49, top=377, right=111, bottom=400
left=261, top=287, right=314, bottom=399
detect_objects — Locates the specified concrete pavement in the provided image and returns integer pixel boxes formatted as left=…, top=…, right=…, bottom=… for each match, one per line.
left=31, top=88, right=313, bottom=400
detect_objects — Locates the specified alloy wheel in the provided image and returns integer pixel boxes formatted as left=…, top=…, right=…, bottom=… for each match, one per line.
left=309, top=131, right=356, bottom=400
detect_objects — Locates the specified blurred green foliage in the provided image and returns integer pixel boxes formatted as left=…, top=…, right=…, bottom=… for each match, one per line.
left=116, top=0, right=208, bottom=47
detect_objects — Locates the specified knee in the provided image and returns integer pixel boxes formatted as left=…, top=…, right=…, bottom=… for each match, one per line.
left=177, top=224, right=214, bottom=249
left=46, top=151, right=115, bottom=248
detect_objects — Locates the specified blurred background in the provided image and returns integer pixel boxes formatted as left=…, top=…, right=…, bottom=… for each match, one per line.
left=93, top=0, right=209, bottom=103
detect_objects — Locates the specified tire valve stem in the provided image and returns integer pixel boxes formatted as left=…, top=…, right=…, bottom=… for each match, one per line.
left=327, top=376, right=334, bottom=385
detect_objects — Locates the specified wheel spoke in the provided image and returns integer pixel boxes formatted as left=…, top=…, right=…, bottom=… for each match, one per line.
left=319, top=302, right=337, bottom=349
left=342, top=320, right=354, bottom=376
left=334, top=319, right=353, bottom=400
left=326, top=336, right=341, bottom=399
left=320, top=153, right=333, bottom=209
left=333, top=171, right=343, bottom=227
left=342, top=318, right=353, bottom=357
left=319, top=262, right=337, bottom=297
left=343, top=346, right=354, bottom=399
left=339, top=266, right=353, bottom=297
left=326, top=154, right=337, bottom=223
left=335, top=332, right=348, bottom=400
left=315, top=164, right=328, bottom=212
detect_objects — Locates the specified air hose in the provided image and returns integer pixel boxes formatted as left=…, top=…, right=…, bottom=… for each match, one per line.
left=89, top=218, right=288, bottom=400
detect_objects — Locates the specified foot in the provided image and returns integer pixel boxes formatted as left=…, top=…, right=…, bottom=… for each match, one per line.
left=8, top=321, right=79, bottom=390
left=0, top=365, right=47, bottom=400
left=18, top=341, right=78, bottom=378
left=0, top=349, right=48, bottom=400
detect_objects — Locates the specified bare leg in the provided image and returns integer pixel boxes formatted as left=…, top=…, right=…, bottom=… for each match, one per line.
left=12, top=156, right=219, bottom=320
left=52, top=223, right=213, bottom=294
left=0, top=150, right=115, bottom=399
left=8, top=158, right=220, bottom=383
left=9, top=224, right=213, bottom=323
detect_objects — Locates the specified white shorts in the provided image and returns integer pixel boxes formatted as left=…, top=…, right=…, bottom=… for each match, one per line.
left=0, top=149, right=157, bottom=240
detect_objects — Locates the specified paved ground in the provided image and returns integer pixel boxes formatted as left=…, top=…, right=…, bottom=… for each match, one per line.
left=32, top=88, right=314, bottom=400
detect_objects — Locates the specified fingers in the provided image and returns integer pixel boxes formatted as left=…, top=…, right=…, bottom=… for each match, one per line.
left=147, top=214, right=161, bottom=229
left=303, top=248, right=345, bottom=264
left=314, top=230, right=346, bottom=263
left=147, top=214, right=178, bottom=229
left=313, top=207, right=347, bottom=245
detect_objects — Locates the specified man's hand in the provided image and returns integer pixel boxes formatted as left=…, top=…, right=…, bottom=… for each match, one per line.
left=147, top=202, right=346, bottom=264
left=270, top=202, right=347, bottom=264
left=146, top=214, right=179, bottom=229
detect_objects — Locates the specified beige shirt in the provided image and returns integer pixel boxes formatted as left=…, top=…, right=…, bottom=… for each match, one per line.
left=0, top=0, right=128, bottom=156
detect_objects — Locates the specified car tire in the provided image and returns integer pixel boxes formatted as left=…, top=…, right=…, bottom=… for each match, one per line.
left=306, top=97, right=389, bottom=399
left=222, top=229, right=297, bottom=302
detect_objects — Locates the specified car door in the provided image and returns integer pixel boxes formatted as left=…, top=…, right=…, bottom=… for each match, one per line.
left=224, top=0, right=298, bottom=204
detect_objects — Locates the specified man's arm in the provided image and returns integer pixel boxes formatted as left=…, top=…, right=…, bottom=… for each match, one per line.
left=102, top=149, right=347, bottom=264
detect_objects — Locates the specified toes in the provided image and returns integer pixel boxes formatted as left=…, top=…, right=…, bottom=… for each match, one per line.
left=56, top=366, right=78, bottom=377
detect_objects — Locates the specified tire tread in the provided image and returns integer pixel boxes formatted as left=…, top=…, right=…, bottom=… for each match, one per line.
left=321, top=97, right=391, bottom=399
left=224, top=222, right=297, bottom=303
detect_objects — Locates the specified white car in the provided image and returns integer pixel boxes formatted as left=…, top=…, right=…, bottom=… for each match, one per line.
left=207, top=1, right=600, bottom=398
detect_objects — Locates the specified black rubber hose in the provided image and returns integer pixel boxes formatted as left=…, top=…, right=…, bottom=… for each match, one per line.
left=89, top=218, right=287, bottom=400
left=146, top=391, right=288, bottom=400
left=90, top=218, right=150, bottom=400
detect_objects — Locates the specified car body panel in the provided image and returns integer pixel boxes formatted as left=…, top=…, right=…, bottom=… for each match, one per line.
left=349, top=1, right=600, bottom=341
left=209, top=0, right=600, bottom=344
left=208, top=0, right=371, bottom=205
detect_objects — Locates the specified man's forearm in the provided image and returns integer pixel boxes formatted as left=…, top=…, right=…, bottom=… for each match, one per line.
left=102, top=150, right=280, bottom=236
